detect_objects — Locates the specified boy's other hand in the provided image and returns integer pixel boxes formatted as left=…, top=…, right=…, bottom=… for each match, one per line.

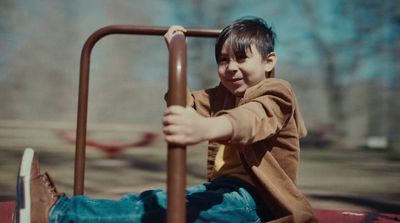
left=164, top=25, right=186, bottom=49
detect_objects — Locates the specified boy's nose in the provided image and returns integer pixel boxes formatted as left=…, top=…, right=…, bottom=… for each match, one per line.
left=226, top=60, right=238, bottom=73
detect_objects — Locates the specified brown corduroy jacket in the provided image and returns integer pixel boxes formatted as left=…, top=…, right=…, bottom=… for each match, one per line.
left=189, top=78, right=317, bottom=223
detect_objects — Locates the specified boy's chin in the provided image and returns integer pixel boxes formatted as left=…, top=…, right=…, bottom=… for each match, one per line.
left=231, top=89, right=245, bottom=97
left=223, top=84, right=246, bottom=97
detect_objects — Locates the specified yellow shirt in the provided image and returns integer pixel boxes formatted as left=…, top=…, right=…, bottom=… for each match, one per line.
left=211, top=144, right=254, bottom=186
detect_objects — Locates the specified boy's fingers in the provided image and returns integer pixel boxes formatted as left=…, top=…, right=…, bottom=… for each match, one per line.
left=170, top=25, right=186, bottom=33
left=162, top=112, right=184, bottom=126
left=162, top=113, right=177, bottom=125
left=165, top=135, right=188, bottom=145
left=163, top=125, right=183, bottom=135
left=164, top=105, right=186, bottom=115
left=164, top=25, right=186, bottom=40
left=163, top=115, right=176, bottom=125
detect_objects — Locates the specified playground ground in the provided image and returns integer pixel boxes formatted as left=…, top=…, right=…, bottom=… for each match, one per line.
left=0, top=120, right=399, bottom=215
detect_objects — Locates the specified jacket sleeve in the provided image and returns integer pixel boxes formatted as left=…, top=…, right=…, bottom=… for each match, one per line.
left=217, top=80, right=297, bottom=145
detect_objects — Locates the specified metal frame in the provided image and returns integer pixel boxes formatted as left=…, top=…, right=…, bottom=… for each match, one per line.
left=73, top=25, right=220, bottom=223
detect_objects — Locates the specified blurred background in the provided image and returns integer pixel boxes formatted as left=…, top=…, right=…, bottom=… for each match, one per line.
left=1, top=0, right=399, bottom=214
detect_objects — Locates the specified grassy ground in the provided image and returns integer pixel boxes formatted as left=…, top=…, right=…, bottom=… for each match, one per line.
left=0, top=120, right=399, bottom=214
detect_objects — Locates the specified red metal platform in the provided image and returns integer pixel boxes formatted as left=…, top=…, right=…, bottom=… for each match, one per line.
left=1, top=201, right=399, bottom=223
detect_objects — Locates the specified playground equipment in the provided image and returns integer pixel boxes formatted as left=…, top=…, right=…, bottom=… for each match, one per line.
left=73, top=25, right=220, bottom=223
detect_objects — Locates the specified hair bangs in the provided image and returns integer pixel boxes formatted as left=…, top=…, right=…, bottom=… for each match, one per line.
left=215, top=16, right=277, bottom=62
left=224, top=32, right=253, bottom=59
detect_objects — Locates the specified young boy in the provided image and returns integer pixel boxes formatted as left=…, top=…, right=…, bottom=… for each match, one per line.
left=15, top=17, right=316, bottom=223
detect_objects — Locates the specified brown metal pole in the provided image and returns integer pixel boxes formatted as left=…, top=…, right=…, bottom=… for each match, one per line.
left=166, top=33, right=187, bottom=223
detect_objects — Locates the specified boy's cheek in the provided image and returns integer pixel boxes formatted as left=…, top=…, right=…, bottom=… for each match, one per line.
left=217, top=68, right=226, bottom=77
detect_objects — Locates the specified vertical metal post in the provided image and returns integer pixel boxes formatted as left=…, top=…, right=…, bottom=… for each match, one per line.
left=166, top=33, right=187, bottom=223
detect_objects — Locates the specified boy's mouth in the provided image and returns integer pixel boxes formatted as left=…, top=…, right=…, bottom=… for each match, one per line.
left=228, top=77, right=243, bottom=83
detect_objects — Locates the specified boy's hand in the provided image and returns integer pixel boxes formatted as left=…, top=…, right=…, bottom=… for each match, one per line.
left=163, top=105, right=233, bottom=146
left=163, top=106, right=208, bottom=145
left=164, top=25, right=186, bottom=49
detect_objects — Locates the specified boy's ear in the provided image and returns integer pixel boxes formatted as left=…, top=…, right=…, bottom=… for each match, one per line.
left=264, top=52, right=277, bottom=73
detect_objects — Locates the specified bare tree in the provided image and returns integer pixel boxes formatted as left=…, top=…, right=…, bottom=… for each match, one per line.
left=387, top=2, right=400, bottom=158
left=300, top=0, right=355, bottom=140
left=299, top=0, right=397, bottom=146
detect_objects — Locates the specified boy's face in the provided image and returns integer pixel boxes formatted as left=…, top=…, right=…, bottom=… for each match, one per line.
left=217, top=43, right=276, bottom=97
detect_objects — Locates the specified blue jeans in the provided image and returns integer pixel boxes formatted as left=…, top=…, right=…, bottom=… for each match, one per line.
left=49, top=177, right=267, bottom=223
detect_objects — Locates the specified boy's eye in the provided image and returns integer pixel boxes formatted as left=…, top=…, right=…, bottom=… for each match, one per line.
left=218, top=57, right=229, bottom=64
left=236, top=56, right=247, bottom=63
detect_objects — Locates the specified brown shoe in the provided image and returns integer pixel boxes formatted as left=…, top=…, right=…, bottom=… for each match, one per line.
left=14, top=148, right=63, bottom=223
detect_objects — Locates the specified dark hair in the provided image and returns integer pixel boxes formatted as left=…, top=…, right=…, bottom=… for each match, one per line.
left=215, top=16, right=277, bottom=63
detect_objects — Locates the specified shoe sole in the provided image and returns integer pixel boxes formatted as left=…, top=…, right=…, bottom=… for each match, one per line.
left=15, top=148, right=34, bottom=223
